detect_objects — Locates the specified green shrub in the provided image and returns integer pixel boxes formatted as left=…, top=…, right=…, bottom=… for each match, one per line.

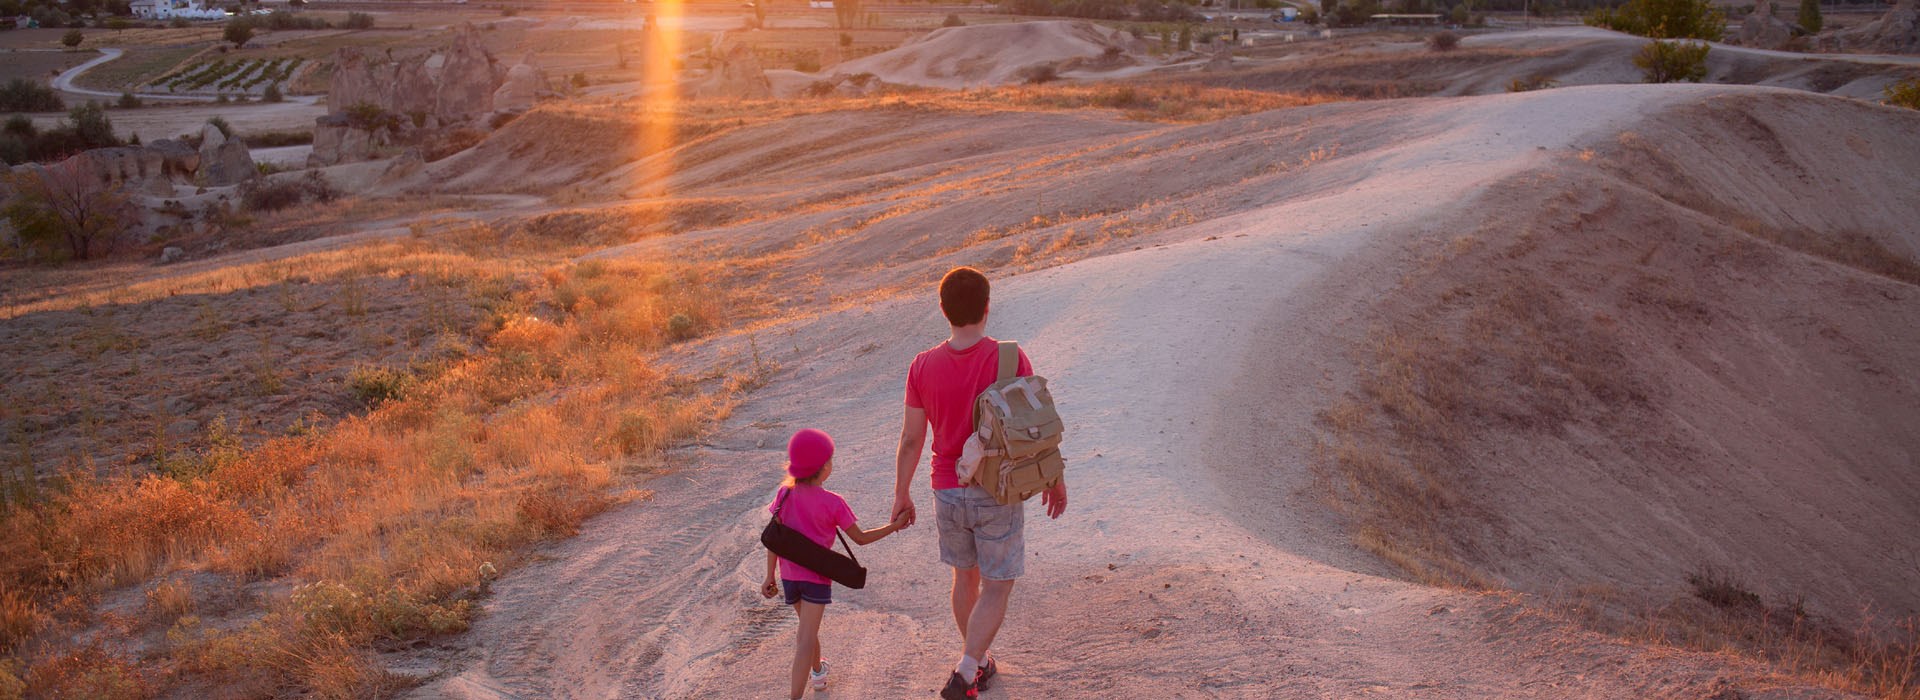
left=1885, top=77, right=1920, bottom=110
left=1429, top=30, right=1460, bottom=51
left=1586, top=0, right=1724, bottom=39
left=116, top=90, right=142, bottom=109
left=341, top=11, right=374, bottom=29
left=348, top=366, right=412, bottom=406
left=206, top=115, right=233, bottom=138
left=1798, top=0, right=1822, bottom=33
left=0, top=78, right=63, bottom=112
left=1634, top=39, right=1710, bottom=83
left=942, top=13, right=965, bottom=26
left=262, top=82, right=283, bottom=102
left=61, top=29, right=82, bottom=48
left=666, top=313, right=697, bottom=340
left=1507, top=74, right=1558, bottom=92
left=1018, top=62, right=1059, bottom=83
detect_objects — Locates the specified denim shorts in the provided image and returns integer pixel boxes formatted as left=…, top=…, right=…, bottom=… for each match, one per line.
left=934, top=485, right=1025, bottom=581
left=782, top=579, right=832, bottom=605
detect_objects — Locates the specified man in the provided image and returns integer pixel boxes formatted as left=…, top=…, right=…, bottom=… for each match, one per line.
left=892, top=266, right=1068, bottom=699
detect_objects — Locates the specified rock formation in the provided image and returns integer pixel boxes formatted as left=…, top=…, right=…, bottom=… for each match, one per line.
left=492, top=62, right=545, bottom=113
left=1738, top=0, right=1799, bottom=48
left=692, top=40, right=772, bottom=99
left=1838, top=0, right=1920, bottom=53
left=313, top=23, right=545, bottom=167
left=196, top=123, right=257, bottom=187
left=329, top=23, right=503, bottom=123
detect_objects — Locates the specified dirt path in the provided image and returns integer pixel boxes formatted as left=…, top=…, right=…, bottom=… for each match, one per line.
left=411, top=85, right=1862, bottom=699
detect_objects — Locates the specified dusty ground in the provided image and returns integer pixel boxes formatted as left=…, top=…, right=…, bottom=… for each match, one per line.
left=400, top=82, right=1917, bottom=699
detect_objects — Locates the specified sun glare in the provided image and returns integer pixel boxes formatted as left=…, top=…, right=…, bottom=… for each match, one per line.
left=637, top=0, right=684, bottom=198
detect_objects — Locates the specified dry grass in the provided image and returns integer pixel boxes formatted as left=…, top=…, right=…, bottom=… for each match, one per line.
left=1313, top=227, right=1644, bottom=589
left=1561, top=571, right=1920, bottom=699
left=0, top=224, right=761, bottom=696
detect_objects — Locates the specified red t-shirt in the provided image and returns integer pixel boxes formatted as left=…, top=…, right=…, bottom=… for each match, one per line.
left=766, top=484, right=856, bottom=584
left=904, top=337, right=1034, bottom=490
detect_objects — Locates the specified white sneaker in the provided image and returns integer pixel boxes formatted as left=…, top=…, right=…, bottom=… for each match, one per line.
left=809, top=660, right=830, bottom=691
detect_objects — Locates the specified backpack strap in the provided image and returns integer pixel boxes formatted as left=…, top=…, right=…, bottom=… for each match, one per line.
left=996, top=340, right=1019, bottom=382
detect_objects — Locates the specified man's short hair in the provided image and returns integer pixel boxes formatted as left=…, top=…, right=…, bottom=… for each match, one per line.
left=939, top=266, right=990, bottom=327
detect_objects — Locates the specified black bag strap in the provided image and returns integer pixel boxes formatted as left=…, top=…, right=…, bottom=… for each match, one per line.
left=771, top=486, right=859, bottom=565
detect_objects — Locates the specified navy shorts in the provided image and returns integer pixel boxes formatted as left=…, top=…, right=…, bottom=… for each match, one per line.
left=782, top=578, right=832, bottom=605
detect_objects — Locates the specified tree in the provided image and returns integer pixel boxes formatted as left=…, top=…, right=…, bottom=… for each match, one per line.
left=1178, top=22, right=1192, bottom=50
left=68, top=102, right=118, bottom=148
left=1797, top=0, right=1822, bottom=33
left=261, top=82, right=283, bottom=102
left=61, top=29, right=83, bottom=48
left=224, top=19, right=253, bottom=48
left=832, top=0, right=860, bottom=29
left=1634, top=39, right=1710, bottom=82
left=3, top=159, right=133, bottom=261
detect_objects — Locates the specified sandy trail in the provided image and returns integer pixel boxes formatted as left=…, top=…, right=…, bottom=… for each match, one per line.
left=413, top=85, right=1862, bottom=699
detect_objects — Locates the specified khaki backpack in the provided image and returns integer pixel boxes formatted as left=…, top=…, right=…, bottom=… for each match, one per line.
left=957, top=341, right=1065, bottom=505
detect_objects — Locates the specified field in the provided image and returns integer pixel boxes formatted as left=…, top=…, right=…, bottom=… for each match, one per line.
left=2, top=5, right=1918, bottom=699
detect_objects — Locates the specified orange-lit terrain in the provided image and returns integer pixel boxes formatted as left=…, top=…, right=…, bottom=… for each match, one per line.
left=1, top=2, right=1916, bottom=698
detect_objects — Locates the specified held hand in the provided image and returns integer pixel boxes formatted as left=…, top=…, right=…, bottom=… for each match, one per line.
left=891, top=494, right=916, bottom=528
left=761, top=579, right=779, bottom=599
left=889, top=510, right=912, bottom=531
left=1041, top=480, right=1067, bottom=519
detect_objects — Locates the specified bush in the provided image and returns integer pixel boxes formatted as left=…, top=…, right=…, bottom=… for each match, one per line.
left=499, top=7, right=517, bottom=16
left=240, top=129, right=310, bottom=147
left=341, top=11, right=374, bottom=29
left=1429, top=30, right=1460, bottom=51
left=224, top=19, right=252, bottom=48
left=1798, top=0, right=1821, bottom=33
left=792, top=50, right=821, bottom=73
left=168, top=16, right=190, bottom=28
left=1634, top=39, right=1710, bottom=83
left=1886, top=77, right=1920, bottom=110
left=1449, top=3, right=1469, bottom=22
left=570, top=72, right=588, bottom=88
left=1506, top=74, right=1558, bottom=92
left=205, top=115, right=233, bottom=139
left=838, top=31, right=853, bottom=47
left=262, top=82, right=283, bottom=102
left=116, top=90, right=142, bottom=109
left=942, top=13, right=965, bottom=26
left=343, top=102, right=399, bottom=131
left=0, top=78, right=63, bottom=112
left=238, top=177, right=305, bottom=211
left=61, top=28, right=82, bottom=48
left=1017, top=62, right=1060, bottom=84
left=666, top=313, right=698, bottom=340
left=348, top=366, right=412, bottom=406
left=1586, top=0, right=1724, bottom=40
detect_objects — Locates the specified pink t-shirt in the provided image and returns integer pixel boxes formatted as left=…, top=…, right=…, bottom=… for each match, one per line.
left=904, top=337, right=1034, bottom=490
left=766, top=484, right=856, bottom=584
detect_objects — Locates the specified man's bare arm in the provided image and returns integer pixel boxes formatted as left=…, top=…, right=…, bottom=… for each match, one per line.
left=893, top=405, right=928, bottom=526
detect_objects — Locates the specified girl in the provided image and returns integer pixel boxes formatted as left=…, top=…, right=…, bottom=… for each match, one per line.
left=762, top=428, right=909, bottom=699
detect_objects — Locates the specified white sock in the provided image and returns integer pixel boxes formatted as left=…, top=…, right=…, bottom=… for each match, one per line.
left=955, top=654, right=980, bottom=678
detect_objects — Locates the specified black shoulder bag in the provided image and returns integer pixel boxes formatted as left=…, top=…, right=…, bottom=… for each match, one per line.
left=761, top=487, right=868, bottom=589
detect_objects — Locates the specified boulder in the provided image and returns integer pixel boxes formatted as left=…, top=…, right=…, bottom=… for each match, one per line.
left=147, top=139, right=200, bottom=178
left=493, top=61, right=543, bottom=113
left=160, top=246, right=185, bottom=264
left=1839, top=0, right=1920, bottom=53
left=693, top=41, right=772, bottom=99
left=197, top=124, right=255, bottom=187
left=1738, top=0, right=1798, bottom=49
left=67, top=146, right=172, bottom=196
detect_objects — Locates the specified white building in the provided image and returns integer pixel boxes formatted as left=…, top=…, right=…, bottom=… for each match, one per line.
left=130, top=0, right=231, bottom=20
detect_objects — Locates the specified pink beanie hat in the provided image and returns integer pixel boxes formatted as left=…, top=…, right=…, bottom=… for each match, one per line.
left=787, top=429, right=834, bottom=480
